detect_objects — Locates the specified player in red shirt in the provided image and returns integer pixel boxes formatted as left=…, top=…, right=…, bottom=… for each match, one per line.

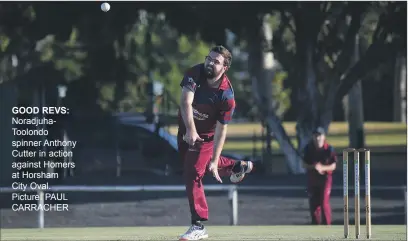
left=303, top=127, right=337, bottom=225
left=178, top=46, right=253, bottom=240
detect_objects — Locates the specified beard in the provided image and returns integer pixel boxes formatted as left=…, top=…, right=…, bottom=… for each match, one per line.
left=204, top=64, right=215, bottom=78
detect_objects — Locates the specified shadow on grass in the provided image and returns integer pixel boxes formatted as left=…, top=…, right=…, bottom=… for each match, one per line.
left=1, top=171, right=404, bottom=206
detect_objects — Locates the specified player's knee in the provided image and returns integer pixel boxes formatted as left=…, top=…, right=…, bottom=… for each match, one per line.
left=322, top=197, right=331, bottom=206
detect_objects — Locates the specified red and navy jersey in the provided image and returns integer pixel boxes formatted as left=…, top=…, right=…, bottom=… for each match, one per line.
left=178, top=64, right=236, bottom=140
left=304, top=141, right=337, bottom=178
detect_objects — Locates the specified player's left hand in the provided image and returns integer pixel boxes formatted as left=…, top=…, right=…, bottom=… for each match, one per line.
left=208, top=161, right=222, bottom=183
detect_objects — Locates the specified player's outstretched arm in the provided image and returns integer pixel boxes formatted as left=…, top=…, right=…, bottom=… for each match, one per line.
left=209, top=93, right=235, bottom=183
left=211, top=122, right=228, bottom=165
left=209, top=122, right=228, bottom=183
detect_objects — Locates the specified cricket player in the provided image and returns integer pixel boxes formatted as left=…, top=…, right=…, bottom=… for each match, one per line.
left=303, top=127, right=337, bottom=225
left=178, top=46, right=253, bottom=240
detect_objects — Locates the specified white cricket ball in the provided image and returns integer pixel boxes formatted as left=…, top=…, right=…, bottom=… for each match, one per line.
left=101, top=2, right=110, bottom=12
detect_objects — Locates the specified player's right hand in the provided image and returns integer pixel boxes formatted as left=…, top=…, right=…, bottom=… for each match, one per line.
left=183, top=130, right=204, bottom=146
left=314, top=163, right=325, bottom=175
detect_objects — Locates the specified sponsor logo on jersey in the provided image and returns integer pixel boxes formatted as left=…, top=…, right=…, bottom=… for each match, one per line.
left=193, top=108, right=209, bottom=120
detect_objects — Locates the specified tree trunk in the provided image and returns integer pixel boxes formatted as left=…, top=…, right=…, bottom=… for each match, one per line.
left=294, top=37, right=320, bottom=163
left=393, top=54, right=407, bottom=123
left=264, top=114, right=304, bottom=174
left=346, top=35, right=365, bottom=149
left=248, top=14, right=304, bottom=174
left=343, top=96, right=349, bottom=122
left=261, top=14, right=275, bottom=161
left=347, top=80, right=365, bottom=148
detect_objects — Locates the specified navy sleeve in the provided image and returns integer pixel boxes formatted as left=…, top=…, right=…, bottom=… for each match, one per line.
left=218, top=89, right=236, bottom=124
left=328, top=145, right=337, bottom=164
left=303, top=144, right=313, bottom=165
left=180, top=70, right=198, bottom=93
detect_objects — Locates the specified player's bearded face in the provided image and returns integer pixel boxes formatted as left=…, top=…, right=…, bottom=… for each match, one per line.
left=204, top=63, right=216, bottom=78
left=204, top=53, right=226, bottom=78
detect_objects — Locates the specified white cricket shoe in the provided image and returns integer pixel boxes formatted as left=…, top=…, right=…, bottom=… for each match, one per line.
left=179, top=225, right=208, bottom=240
left=230, top=160, right=253, bottom=183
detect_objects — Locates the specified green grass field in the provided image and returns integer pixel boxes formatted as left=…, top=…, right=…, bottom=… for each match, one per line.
left=222, top=133, right=407, bottom=155
left=1, top=226, right=406, bottom=240
left=169, top=122, right=407, bottom=136
left=168, top=122, right=407, bottom=155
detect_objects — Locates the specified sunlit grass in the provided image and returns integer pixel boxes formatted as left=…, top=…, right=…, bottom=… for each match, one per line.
left=167, top=122, right=407, bottom=155
left=1, top=225, right=405, bottom=240
left=223, top=132, right=406, bottom=155
left=168, top=122, right=407, bottom=136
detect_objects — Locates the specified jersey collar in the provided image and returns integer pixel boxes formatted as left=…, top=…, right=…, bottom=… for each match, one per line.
left=218, top=74, right=230, bottom=90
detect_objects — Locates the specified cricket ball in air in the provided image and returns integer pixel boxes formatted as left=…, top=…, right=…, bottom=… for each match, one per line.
left=101, top=2, right=110, bottom=12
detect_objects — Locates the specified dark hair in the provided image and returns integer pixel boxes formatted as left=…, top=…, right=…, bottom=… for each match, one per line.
left=210, top=45, right=232, bottom=68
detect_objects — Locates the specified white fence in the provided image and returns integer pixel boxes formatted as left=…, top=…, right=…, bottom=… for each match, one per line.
left=0, top=185, right=406, bottom=229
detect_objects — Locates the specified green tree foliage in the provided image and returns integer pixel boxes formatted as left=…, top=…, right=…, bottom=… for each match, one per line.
left=95, top=11, right=213, bottom=113
left=0, top=3, right=217, bottom=115
left=272, top=71, right=291, bottom=118
left=0, top=3, right=86, bottom=84
left=223, top=36, right=292, bottom=120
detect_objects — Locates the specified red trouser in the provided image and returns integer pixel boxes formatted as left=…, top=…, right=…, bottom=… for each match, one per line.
left=178, top=133, right=236, bottom=222
left=308, top=176, right=332, bottom=225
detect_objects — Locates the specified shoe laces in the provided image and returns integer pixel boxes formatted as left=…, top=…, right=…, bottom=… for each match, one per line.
left=187, top=225, right=201, bottom=233
left=240, top=163, right=248, bottom=174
